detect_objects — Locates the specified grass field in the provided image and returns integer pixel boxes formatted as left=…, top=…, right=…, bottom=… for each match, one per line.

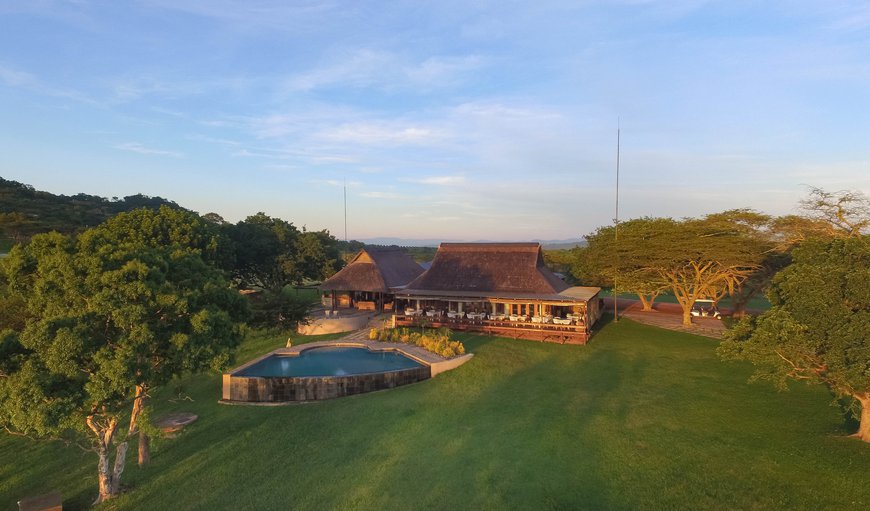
left=2, top=319, right=868, bottom=510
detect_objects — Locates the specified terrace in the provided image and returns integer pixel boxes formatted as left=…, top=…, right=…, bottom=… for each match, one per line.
left=393, top=299, right=591, bottom=344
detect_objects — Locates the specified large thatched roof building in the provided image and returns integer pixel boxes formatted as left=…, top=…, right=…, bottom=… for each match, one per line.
left=394, top=243, right=602, bottom=344
left=319, top=247, right=424, bottom=311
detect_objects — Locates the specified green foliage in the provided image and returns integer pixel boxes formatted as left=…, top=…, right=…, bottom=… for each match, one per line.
left=719, top=237, right=870, bottom=428
left=78, top=206, right=233, bottom=270
left=0, top=207, right=250, bottom=497
left=369, top=326, right=465, bottom=358
left=0, top=176, right=185, bottom=243
left=223, top=213, right=344, bottom=290
left=575, top=212, right=773, bottom=320
left=248, top=287, right=316, bottom=329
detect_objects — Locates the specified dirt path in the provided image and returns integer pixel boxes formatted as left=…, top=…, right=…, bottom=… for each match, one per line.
left=602, top=297, right=728, bottom=339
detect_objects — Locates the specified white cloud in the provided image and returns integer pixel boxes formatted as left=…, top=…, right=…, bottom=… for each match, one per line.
left=416, top=175, right=466, bottom=185
left=114, top=142, right=183, bottom=157
left=360, top=191, right=401, bottom=199
left=283, top=48, right=484, bottom=93
left=0, top=64, right=95, bottom=104
left=317, top=122, right=444, bottom=146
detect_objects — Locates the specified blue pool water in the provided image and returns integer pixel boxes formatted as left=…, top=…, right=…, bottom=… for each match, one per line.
left=235, top=347, right=424, bottom=377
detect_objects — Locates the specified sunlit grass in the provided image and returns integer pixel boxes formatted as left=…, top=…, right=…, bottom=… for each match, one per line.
left=3, top=319, right=867, bottom=510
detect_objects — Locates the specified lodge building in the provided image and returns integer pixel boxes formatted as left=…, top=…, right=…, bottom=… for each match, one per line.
left=319, top=242, right=602, bottom=344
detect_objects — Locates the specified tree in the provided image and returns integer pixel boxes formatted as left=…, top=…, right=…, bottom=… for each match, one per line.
left=80, top=205, right=230, bottom=267
left=645, top=212, right=769, bottom=325
left=799, top=187, right=870, bottom=238
left=0, top=219, right=248, bottom=502
left=0, top=211, right=33, bottom=244
left=719, top=236, right=870, bottom=442
left=224, top=214, right=344, bottom=290
left=225, top=213, right=301, bottom=290
left=292, top=229, right=342, bottom=284
left=574, top=213, right=770, bottom=322
left=572, top=218, right=671, bottom=311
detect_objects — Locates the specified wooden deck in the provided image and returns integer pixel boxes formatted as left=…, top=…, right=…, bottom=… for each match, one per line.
left=394, top=315, right=589, bottom=344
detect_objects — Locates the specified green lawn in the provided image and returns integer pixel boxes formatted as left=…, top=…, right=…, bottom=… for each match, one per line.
left=3, top=320, right=868, bottom=510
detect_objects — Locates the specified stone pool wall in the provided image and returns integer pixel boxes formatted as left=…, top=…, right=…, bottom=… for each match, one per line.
left=223, top=365, right=431, bottom=403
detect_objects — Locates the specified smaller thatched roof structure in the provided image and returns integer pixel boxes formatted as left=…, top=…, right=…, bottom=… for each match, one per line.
left=319, top=247, right=424, bottom=293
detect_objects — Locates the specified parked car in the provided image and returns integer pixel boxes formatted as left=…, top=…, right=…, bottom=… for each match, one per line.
left=690, top=299, right=721, bottom=319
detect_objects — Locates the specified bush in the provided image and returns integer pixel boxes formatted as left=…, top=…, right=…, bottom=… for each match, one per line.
left=249, top=287, right=315, bottom=328
left=367, top=327, right=465, bottom=358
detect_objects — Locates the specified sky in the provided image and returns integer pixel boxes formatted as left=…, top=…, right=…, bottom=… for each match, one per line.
left=1, top=1, right=869, bottom=242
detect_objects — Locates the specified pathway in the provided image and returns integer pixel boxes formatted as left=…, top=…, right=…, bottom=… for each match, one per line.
left=602, top=297, right=728, bottom=339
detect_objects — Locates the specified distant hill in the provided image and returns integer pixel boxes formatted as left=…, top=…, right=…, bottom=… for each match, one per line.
left=358, top=237, right=586, bottom=250
left=0, top=177, right=186, bottom=245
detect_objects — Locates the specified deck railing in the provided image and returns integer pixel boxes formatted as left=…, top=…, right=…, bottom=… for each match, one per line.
left=394, top=313, right=588, bottom=335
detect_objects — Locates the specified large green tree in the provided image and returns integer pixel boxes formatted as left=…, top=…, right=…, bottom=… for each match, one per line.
left=0, top=214, right=248, bottom=503
left=572, top=217, right=672, bottom=311
left=225, top=213, right=301, bottom=289
left=719, top=236, right=870, bottom=442
left=224, top=214, right=343, bottom=290
left=574, top=212, right=770, bottom=324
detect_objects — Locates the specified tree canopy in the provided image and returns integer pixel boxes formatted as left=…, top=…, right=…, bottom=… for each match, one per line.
left=719, top=236, right=870, bottom=442
left=223, top=213, right=342, bottom=290
left=0, top=209, right=248, bottom=503
left=573, top=212, right=771, bottom=323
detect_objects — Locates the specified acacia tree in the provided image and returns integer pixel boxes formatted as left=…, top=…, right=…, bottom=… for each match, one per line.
left=799, top=187, right=870, bottom=238
left=575, top=213, right=769, bottom=323
left=0, top=224, right=247, bottom=502
left=572, top=218, right=671, bottom=311
left=638, top=211, right=770, bottom=325
left=719, top=236, right=870, bottom=442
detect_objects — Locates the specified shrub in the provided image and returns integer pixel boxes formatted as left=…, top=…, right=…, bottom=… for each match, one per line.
left=367, top=327, right=465, bottom=358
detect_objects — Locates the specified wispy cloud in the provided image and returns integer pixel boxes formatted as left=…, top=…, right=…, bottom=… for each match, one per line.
left=114, top=142, right=183, bottom=157
left=0, top=64, right=96, bottom=105
left=284, top=49, right=484, bottom=93
left=360, top=191, right=401, bottom=199
left=317, top=122, right=444, bottom=146
left=414, top=175, right=466, bottom=185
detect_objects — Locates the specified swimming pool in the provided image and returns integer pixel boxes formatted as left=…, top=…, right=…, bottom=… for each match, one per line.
left=236, top=346, right=424, bottom=377
left=223, top=345, right=431, bottom=403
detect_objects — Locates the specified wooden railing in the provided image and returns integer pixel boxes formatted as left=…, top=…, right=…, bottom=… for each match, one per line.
left=394, top=313, right=589, bottom=342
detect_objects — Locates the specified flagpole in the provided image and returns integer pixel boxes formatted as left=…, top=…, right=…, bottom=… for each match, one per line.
left=613, top=118, right=620, bottom=322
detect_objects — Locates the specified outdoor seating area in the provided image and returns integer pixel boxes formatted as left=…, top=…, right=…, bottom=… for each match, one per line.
left=394, top=304, right=591, bottom=344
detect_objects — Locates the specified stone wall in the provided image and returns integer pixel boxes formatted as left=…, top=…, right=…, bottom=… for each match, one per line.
left=224, top=365, right=431, bottom=403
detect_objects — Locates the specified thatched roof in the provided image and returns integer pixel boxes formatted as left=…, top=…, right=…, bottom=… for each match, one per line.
left=319, top=247, right=424, bottom=293
left=404, top=243, right=571, bottom=295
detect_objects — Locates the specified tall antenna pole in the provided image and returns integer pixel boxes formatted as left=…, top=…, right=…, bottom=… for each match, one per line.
left=343, top=179, right=348, bottom=244
left=614, top=118, right=620, bottom=322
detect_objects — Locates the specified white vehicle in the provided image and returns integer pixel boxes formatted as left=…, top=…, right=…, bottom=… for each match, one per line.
left=690, top=299, right=721, bottom=319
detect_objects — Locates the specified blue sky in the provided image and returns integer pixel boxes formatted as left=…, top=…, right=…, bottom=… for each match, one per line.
left=1, top=1, right=868, bottom=241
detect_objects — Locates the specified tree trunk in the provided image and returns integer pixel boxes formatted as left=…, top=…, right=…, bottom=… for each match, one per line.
left=638, top=294, right=652, bottom=311
left=682, top=308, right=692, bottom=326
left=95, top=442, right=114, bottom=504
left=89, top=416, right=123, bottom=504
left=139, top=432, right=151, bottom=466
left=129, top=384, right=151, bottom=466
left=856, top=394, right=870, bottom=443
